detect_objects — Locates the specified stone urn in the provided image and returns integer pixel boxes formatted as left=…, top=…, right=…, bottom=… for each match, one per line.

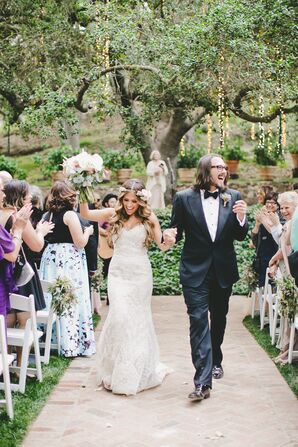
left=258, top=165, right=278, bottom=181
left=51, top=170, right=66, bottom=182
left=177, top=168, right=197, bottom=184
left=116, top=168, right=133, bottom=184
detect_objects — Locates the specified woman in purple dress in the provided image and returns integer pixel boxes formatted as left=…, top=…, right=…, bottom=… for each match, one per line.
left=0, top=179, right=31, bottom=321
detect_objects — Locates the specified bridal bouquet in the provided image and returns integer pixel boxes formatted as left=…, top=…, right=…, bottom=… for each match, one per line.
left=62, top=149, right=103, bottom=203
left=48, top=276, right=77, bottom=316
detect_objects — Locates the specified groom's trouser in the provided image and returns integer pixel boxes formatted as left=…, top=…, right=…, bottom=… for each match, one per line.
left=182, top=267, right=231, bottom=388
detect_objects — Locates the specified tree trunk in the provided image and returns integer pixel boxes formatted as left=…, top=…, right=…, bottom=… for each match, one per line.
left=62, top=113, right=81, bottom=150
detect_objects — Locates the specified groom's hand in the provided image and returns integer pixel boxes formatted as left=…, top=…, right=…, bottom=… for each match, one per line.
left=233, top=200, right=247, bottom=222
left=163, top=228, right=177, bottom=246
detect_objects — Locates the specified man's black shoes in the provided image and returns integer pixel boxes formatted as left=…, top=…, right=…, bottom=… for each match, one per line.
left=188, top=384, right=211, bottom=401
left=212, top=365, right=224, bottom=379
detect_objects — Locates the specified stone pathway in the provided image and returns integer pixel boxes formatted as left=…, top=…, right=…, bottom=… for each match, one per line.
left=22, top=296, right=298, bottom=447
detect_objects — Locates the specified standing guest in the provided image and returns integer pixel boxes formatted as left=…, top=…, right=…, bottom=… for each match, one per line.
left=146, top=150, right=168, bottom=209
left=98, top=193, right=118, bottom=305
left=256, top=185, right=273, bottom=206
left=251, top=192, right=279, bottom=287
left=0, top=179, right=31, bottom=322
left=0, top=171, right=12, bottom=187
left=40, top=181, right=110, bottom=357
left=164, top=153, right=248, bottom=401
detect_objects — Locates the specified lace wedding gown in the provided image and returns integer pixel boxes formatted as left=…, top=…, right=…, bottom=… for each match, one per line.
left=96, top=224, right=171, bottom=395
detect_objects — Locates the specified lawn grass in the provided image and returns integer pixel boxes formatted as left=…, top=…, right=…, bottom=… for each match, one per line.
left=243, top=316, right=298, bottom=397
left=0, top=314, right=101, bottom=447
left=0, top=356, right=71, bottom=447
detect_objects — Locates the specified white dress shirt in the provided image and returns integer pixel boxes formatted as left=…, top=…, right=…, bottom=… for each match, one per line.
left=201, top=190, right=219, bottom=241
left=201, top=190, right=246, bottom=241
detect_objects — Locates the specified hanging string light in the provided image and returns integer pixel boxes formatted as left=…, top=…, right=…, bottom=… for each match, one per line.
left=267, top=125, right=273, bottom=155
left=207, top=114, right=212, bottom=153
left=281, top=110, right=287, bottom=148
left=258, top=95, right=265, bottom=152
left=180, top=136, right=186, bottom=156
left=218, top=73, right=225, bottom=151
left=225, top=110, right=230, bottom=139
left=250, top=99, right=255, bottom=141
left=95, top=0, right=110, bottom=96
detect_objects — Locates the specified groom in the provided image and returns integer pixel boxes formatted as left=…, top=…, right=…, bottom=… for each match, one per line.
left=164, top=153, right=248, bottom=401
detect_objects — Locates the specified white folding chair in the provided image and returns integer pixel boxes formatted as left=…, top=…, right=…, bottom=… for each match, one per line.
left=36, top=279, right=60, bottom=364
left=259, top=268, right=271, bottom=327
left=288, top=314, right=298, bottom=364
left=250, top=288, right=259, bottom=318
left=0, top=315, right=14, bottom=419
left=4, top=293, right=43, bottom=393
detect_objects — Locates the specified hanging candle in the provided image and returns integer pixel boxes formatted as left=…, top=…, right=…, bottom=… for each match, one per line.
left=207, top=114, right=212, bottom=154
left=225, top=110, right=230, bottom=139
left=267, top=126, right=273, bottom=155
left=281, top=110, right=287, bottom=149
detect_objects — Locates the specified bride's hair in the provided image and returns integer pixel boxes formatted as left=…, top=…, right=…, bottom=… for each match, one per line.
left=108, top=179, right=154, bottom=248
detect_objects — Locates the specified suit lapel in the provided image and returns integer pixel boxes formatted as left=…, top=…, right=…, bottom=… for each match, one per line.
left=187, top=190, right=212, bottom=242
left=215, top=191, right=232, bottom=241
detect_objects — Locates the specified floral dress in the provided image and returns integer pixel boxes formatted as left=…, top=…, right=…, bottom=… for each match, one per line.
left=39, top=209, right=96, bottom=357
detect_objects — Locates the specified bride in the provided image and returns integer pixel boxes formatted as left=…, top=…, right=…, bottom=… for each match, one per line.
left=80, top=179, right=175, bottom=395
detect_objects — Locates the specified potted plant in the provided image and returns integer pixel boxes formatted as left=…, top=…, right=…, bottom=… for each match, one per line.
left=177, top=146, right=204, bottom=184
left=34, top=145, right=79, bottom=180
left=254, top=143, right=281, bottom=181
left=287, top=144, right=298, bottom=169
left=102, top=150, right=137, bottom=184
left=220, top=142, right=244, bottom=178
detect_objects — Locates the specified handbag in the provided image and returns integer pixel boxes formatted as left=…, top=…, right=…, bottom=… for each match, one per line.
left=13, top=246, right=35, bottom=287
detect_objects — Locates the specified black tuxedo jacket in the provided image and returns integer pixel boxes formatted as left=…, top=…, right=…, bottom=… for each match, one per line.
left=170, top=187, right=248, bottom=288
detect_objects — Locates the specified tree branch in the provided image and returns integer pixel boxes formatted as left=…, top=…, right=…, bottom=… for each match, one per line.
left=230, top=87, right=298, bottom=123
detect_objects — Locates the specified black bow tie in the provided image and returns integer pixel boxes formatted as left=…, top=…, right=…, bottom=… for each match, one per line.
left=204, top=190, right=219, bottom=200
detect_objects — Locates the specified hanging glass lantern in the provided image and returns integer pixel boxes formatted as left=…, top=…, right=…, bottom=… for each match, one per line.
left=218, top=74, right=225, bottom=151
left=250, top=99, right=255, bottom=141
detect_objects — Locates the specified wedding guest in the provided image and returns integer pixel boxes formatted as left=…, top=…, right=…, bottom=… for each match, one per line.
left=146, top=150, right=168, bottom=209
left=251, top=192, right=279, bottom=287
left=256, top=185, right=273, bottom=206
left=0, top=179, right=31, bottom=323
left=0, top=180, right=53, bottom=367
left=98, top=193, right=118, bottom=305
left=40, top=181, right=97, bottom=357
left=0, top=171, right=12, bottom=187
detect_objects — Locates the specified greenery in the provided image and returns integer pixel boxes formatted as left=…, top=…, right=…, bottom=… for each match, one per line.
left=243, top=316, right=298, bottom=397
left=254, top=143, right=282, bottom=166
left=177, top=146, right=204, bottom=169
left=0, top=356, right=71, bottom=447
left=1, top=0, right=296, bottom=181
left=33, top=146, right=79, bottom=178
left=286, top=144, right=298, bottom=154
left=48, top=276, right=77, bottom=316
left=220, top=142, right=244, bottom=161
left=102, top=149, right=139, bottom=170
left=0, top=155, right=26, bottom=179
left=276, top=276, right=298, bottom=322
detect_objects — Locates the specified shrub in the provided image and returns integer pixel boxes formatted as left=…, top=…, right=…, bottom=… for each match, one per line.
left=102, top=149, right=139, bottom=170
left=0, top=155, right=26, bottom=179
left=177, top=145, right=205, bottom=169
left=34, top=145, right=79, bottom=178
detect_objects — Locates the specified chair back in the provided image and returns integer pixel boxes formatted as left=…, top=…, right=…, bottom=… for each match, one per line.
left=40, top=279, right=53, bottom=294
left=9, top=293, right=37, bottom=333
left=0, top=315, right=7, bottom=358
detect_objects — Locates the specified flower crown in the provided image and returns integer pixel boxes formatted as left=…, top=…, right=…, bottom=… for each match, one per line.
left=119, top=186, right=152, bottom=202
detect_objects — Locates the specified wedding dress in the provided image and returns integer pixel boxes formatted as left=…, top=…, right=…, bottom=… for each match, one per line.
left=96, top=224, right=171, bottom=395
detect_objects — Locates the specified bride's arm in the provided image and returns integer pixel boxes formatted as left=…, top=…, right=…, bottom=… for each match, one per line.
left=149, top=213, right=176, bottom=252
left=79, top=202, right=115, bottom=222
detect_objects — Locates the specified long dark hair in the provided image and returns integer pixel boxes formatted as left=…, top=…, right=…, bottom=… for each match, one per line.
left=47, top=181, right=77, bottom=212
left=3, top=180, right=29, bottom=210
left=193, top=153, right=229, bottom=192
left=108, top=179, right=154, bottom=248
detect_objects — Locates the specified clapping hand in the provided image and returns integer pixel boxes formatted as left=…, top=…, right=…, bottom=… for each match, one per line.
left=11, top=203, right=32, bottom=235
left=36, top=220, right=55, bottom=236
left=233, top=200, right=247, bottom=221
left=163, top=228, right=177, bottom=246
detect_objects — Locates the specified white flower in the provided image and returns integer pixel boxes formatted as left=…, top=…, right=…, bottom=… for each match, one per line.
left=220, top=192, right=232, bottom=207
left=137, top=189, right=152, bottom=202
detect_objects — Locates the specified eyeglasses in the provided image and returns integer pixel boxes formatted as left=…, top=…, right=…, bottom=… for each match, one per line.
left=211, top=165, right=228, bottom=172
left=265, top=201, right=277, bottom=205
